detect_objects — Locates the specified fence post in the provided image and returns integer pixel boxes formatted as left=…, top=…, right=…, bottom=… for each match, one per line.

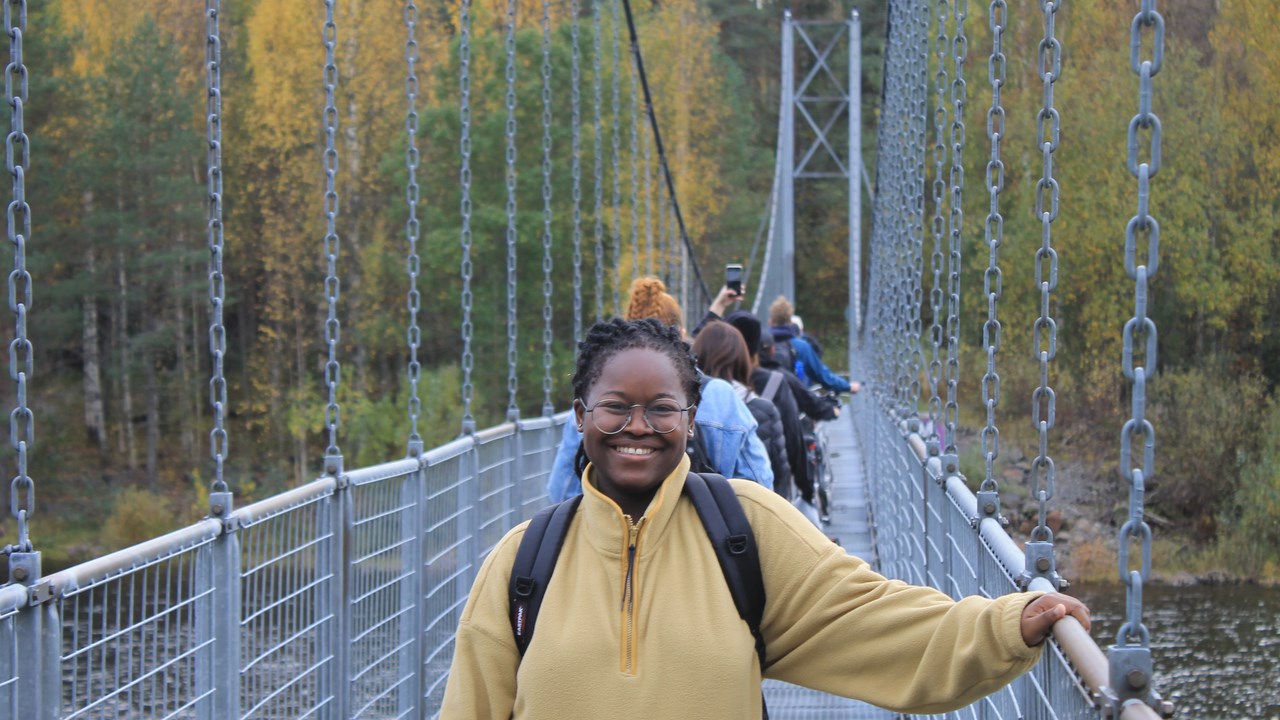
left=318, top=478, right=351, bottom=719
left=460, top=441, right=480, bottom=604
left=11, top=553, right=56, bottom=720
left=509, top=425, right=523, bottom=526
left=196, top=492, right=241, bottom=720
left=400, top=462, right=425, bottom=716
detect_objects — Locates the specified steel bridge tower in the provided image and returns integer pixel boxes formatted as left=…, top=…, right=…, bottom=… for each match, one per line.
left=756, top=10, right=862, bottom=356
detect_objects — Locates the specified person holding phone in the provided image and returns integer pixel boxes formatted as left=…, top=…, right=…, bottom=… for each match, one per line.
left=692, top=264, right=747, bottom=337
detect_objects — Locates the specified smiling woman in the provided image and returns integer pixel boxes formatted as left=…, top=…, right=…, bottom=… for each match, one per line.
left=440, top=318, right=1092, bottom=720
left=571, top=320, right=700, bottom=517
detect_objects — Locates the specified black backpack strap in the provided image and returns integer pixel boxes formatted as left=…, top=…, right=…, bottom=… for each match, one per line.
left=509, top=495, right=582, bottom=656
left=683, top=473, right=767, bottom=668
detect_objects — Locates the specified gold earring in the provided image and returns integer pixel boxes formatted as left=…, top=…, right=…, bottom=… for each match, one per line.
left=577, top=424, right=584, bottom=432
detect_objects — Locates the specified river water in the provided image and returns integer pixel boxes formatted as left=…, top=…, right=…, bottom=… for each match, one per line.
left=1072, top=583, right=1280, bottom=719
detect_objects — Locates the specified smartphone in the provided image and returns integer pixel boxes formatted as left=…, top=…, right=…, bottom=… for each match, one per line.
left=725, top=264, right=743, bottom=295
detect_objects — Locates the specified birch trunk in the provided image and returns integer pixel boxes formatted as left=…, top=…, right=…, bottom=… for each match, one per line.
left=81, top=197, right=108, bottom=460
left=117, top=246, right=137, bottom=472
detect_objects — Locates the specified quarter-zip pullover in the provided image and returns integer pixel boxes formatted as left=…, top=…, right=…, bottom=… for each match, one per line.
left=442, top=455, right=1043, bottom=718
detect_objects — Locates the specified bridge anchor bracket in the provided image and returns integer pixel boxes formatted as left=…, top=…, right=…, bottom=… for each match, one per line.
left=1100, top=644, right=1175, bottom=718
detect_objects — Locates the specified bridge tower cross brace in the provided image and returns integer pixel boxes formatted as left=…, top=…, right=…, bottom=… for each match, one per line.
left=772, top=11, right=862, bottom=342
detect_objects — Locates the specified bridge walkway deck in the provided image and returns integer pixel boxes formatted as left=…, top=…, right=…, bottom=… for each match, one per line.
left=763, top=402, right=895, bottom=719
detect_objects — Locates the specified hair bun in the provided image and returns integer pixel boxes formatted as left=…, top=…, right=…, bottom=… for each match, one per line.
left=625, top=277, right=682, bottom=328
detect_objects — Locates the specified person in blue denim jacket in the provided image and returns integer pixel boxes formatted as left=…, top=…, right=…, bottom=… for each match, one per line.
left=546, top=277, right=773, bottom=503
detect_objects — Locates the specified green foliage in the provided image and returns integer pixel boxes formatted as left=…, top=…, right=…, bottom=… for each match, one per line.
left=1217, top=400, right=1280, bottom=577
left=1147, top=362, right=1267, bottom=529
left=103, top=487, right=183, bottom=552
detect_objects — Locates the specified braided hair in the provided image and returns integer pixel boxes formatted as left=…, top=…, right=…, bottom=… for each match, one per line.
left=572, top=318, right=702, bottom=474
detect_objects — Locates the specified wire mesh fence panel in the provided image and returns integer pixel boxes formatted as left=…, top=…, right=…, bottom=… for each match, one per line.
left=235, top=485, right=336, bottom=720
left=474, top=428, right=519, bottom=559
left=420, top=439, right=472, bottom=716
left=347, top=459, right=425, bottom=719
left=57, top=528, right=220, bottom=719
left=0, top=584, right=25, bottom=715
left=515, top=415, right=568, bottom=521
left=859, top=413, right=1104, bottom=720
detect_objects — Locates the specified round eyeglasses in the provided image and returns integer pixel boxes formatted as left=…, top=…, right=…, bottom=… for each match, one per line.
left=582, top=400, right=695, bottom=435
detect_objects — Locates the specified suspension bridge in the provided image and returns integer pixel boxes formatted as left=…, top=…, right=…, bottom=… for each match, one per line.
left=0, top=0, right=1178, bottom=718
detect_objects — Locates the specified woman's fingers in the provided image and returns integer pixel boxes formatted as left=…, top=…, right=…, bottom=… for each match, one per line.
left=1021, top=593, right=1091, bottom=646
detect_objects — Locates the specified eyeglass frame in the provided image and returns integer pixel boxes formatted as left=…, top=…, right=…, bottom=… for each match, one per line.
left=578, top=398, right=697, bottom=435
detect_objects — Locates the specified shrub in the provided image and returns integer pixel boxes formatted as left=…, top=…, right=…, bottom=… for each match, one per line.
left=1217, top=399, right=1280, bottom=577
left=1146, top=362, right=1267, bottom=533
left=103, top=487, right=180, bottom=552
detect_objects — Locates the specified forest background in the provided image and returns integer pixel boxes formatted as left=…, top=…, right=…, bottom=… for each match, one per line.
left=0, top=0, right=1277, bottom=582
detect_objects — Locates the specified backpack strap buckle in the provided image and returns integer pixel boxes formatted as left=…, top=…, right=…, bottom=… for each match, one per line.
left=727, top=534, right=748, bottom=555
left=513, top=576, right=536, bottom=598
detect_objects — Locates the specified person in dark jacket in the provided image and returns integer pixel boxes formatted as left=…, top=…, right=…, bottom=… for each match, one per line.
left=692, top=321, right=793, bottom=501
left=758, top=329, right=841, bottom=423
left=723, top=311, right=813, bottom=505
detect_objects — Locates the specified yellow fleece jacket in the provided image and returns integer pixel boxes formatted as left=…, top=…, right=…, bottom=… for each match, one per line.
left=441, top=456, right=1044, bottom=718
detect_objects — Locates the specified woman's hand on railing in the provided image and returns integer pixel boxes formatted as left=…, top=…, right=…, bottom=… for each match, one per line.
left=1020, top=592, right=1092, bottom=647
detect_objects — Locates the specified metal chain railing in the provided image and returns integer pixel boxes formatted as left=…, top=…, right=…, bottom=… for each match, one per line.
left=943, top=0, right=967, bottom=457
left=656, top=170, right=666, bottom=282
left=540, top=0, right=555, bottom=416
left=977, top=0, right=1007, bottom=523
left=642, top=111, right=653, bottom=275
left=609, top=0, right=623, bottom=315
left=6, top=0, right=33, bottom=552
left=504, top=0, right=520, bottom=422
left=627, top=52, right=640, bottom=284
left=321, top=0, right=343, bottom=476
left=1022, top=0, right=1063, bottom=589
left=571, top=0, right=584, bottom=343
left=907, top=0, right=928, bottom=428
left=1108, top=0, right=1167, bottom=714
left=883, top=0, right=906, bottom=415
left=592, top=0, right=606, bottom=322
left=204, top=0, right=228, bottom=499
left=926, top=0, right=949, bottom=448
left=404, top=0, right=423, bottom=456
left=459, top=0, right=476, bottom=435
left=892, top=0, right=913, bottom=419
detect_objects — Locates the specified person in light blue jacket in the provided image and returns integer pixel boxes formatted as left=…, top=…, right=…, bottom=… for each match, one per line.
left=546, top=277, right=773, bottom=503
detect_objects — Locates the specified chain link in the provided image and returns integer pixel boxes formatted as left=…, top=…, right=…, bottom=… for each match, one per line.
left=980, top=0, right=1007, bottom=493
left=656, top=169, right=667, bottom=283
left=6, top=0, right=33, bottom=549
left=571, top=0, right=584, bottom=344
left=907, top=0, right=928, bottom=424
left=459, top=0, right=475, bottom=434
left=642, top=106, right=654, bottom=275
left=321, top=0, right=343, bottom=470
left=609, top=0, right=623, bottom=316
left=1009, top=0, right=1064, bottom=592
left=1106, top=4, right=1167, bottom=713
left=943, top=0, right=967, bottom=455
left=204, top=0, right=227, bottom=497
left=627, top=46, right=640, bottom=284
left=592, top=0, right=606, bottom=322
left=504, top=0, right=519, bottom=421
left=926, top=0, right=949, bottom=444
left=404, top=0, right=423, bottom=455
left=540, top=0, right=555, bottom=416
left=1118, top=0, right=1162, bottom=647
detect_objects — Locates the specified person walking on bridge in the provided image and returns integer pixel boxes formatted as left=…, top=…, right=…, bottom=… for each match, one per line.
left=768, top=295, right=860, bottom=394
left=442, top=317, right=1090, bottom=719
